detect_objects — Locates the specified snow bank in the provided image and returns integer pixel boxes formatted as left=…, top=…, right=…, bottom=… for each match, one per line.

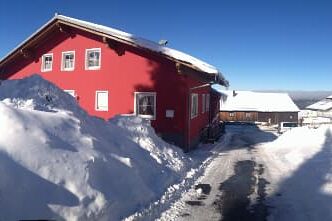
left=259, top=125, right=332, bottom=221
left=0, top=75, right=189, bottom=221
left=262, top=126, right=328, bottom=170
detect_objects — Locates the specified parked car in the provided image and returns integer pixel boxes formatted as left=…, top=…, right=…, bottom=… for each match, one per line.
left=278, top=122, right=298, bottom=134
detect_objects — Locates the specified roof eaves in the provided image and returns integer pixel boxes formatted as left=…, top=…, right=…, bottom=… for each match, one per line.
left=0, top=15, right=59, bottom=66
left=56, top=15, right=227, bottom=80
left=1, top=14, right=228, bottom=86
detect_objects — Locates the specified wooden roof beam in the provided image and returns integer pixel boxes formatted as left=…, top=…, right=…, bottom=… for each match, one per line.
left=102, top=36, right=125, bottom=56
left=20, top=48, right=33, bottom=59
left=176, top=63, right=214, bottom=83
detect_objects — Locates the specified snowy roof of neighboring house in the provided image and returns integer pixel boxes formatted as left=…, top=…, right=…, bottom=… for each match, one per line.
left=306, top=96, right=332, bottom=111
left=217, top=90, right=300, bottom=112
left=0, top=14, right=228, bottom=86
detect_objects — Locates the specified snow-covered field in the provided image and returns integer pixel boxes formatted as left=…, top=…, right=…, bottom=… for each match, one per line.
left=0, top=75, right=198, bottom=221
left=258, top=125, right=332, bottom=221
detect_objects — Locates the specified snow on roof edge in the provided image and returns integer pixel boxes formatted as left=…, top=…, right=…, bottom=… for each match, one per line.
left=56, top=15, right=219, bottom=73
left=1, top=14, right=228, bottom=86
left=305, top=94, right=332, bottom=111
left=0, top=16, right=56, bottom=63
left=220, top=91, right=300, bottom=112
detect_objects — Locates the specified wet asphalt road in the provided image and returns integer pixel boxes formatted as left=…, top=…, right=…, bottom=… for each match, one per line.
left=176, top=125, right=274, bottom=221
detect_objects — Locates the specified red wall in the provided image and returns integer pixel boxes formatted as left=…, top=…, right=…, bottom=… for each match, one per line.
left=3, top=28, right=213, bottom=149
left=185, top=79, right=211, bottom=148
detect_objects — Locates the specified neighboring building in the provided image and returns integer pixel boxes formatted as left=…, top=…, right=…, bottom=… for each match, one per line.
left=218, top=91, right=299, bottom=124
left=0, top=14, right=228, bottom=151
left=305, top=95, right=332, bottom=118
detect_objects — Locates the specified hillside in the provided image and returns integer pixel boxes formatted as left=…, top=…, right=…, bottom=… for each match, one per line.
left=256, top=90, right=332, bottom=109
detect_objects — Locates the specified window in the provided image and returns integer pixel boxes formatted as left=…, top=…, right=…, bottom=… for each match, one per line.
left=229, top=112, right=235, bottom=117
left=245, top=112, right=251, bottom=118
left=202, top=94, right=206, bottom=114
left=191, top=93, right=198, bottom=119
left=206, top=94, right=210, bottom=112
left=135, top=92, right=156, bottom=119
left=95, top=91, right=108, bottom=111
left=64, top=90, right=75, bottom=97
left=85, top=48, right=101, bottom=70
left=41, top=53, right=53, bottom=72
left=62, top=51, right=75, bottom=71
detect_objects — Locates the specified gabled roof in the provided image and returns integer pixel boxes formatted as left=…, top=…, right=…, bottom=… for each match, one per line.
left=306, top=95, right=332, bottom=111
left=216, top=90, right=300, bottom=112
left=0, top=14, right=228, bottom=86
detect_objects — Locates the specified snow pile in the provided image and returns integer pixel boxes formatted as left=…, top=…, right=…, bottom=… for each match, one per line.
left=0, top=75, right=189, bottom=221
left=110, top=116, right=187, bottom=173
left=259, top=125, right=332, bottom=220
left=261, top=126, right=328, bottom=170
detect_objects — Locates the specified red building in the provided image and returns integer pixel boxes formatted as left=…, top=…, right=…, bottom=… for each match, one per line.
left=0, top=14, right=228, bottom=151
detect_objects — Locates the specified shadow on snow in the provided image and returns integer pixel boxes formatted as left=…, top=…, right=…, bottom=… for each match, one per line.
left=267, top=128, right=332, bottom=221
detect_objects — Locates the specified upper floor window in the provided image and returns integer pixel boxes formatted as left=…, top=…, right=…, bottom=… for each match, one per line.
left=85, top=48, right=101, bottom=70
left=135, top=92, right=156, bottom=120
left=41, top=53, right=53, bottom=72
left=191, top=93, right=198, bottom=119
left=62, top=51, right=75, bottom=71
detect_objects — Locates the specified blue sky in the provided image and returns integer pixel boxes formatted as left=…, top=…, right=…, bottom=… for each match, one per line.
left=1, top=0, right=331, bottom=90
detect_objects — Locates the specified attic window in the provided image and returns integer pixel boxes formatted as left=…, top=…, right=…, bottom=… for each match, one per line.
left=41, top=53, right=53, bottom=72
left=85, top=48, right=101, bottom=70
left=62, top=51, right=75, bottom=71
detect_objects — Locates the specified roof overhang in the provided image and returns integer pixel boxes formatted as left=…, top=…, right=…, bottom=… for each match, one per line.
left=0, top=15, right=229, bottom=86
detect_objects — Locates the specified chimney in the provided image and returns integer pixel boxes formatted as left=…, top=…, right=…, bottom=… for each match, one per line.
left=233, top=90, right=237, bottom=97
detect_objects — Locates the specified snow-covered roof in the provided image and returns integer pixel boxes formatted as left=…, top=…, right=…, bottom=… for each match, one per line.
left=218, top=90, right=300, bottom=112
left=306, top=96, right=332, bottom=111
left=0, top=14, right=228, bottom=86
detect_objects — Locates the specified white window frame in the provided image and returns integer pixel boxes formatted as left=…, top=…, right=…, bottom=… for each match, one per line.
left=191, top=93, right=199, bottom=119
left=206, top=94, right=210, bottom=112
left=245, top=112, right=251, bottom=118
left=95, top=90, right=109, bottom=111
left=134, top=92, right=156, bottom=120
left=64, top=90, right=75, bottom=97
left=229, top=112, right=235, bottom=117
left=85, top=48, right=101, bottom=70
left=202, top=94, right=206, bottom=114
left=61, top=51, right=75, bottom=71
left=41, top=53, right=53, bottom=72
